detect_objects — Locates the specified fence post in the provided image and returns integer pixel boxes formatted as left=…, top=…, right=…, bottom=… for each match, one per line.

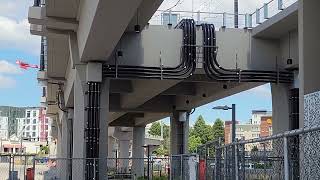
left=256, top=9, right=260, bottom=24
left=168, top=10, right=172, bottom=25
left=224, top=146, right=227, bottom=179
left=93, top=159, right=96, bottom=180
left=180, top=155, right=183, bottom=180
left=197, top=11, right=200, bottom=25
left=278, top=0, right=284, bottom=10
left=32, top=156, right=36, bottom=180
left=264, top=3, right=269, bottom=19
left=248, top=14, right=252, bottom=28
left=222, top=13, right=227, bottom=28
left=235, top=144, right=239, bottom=180
left=283, top=137, right=289, bottom=180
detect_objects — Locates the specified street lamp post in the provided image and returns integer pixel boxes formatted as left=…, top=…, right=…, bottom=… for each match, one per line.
left=213, top=104, right=236, bottom=179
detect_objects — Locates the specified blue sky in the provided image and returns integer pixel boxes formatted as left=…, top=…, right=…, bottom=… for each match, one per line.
left=0, top=0, right=272, bottom=123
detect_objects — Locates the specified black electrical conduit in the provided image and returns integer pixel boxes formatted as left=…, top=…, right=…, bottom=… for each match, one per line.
left=201, top=23, right=293, bottom=83
left=85, top=82, right=101, bottom=180
left=102, top=19, right=197, bottom=80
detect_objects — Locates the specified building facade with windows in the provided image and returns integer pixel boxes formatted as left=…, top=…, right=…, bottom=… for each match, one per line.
left=17, top=108, right=52, bottom=142
left=224, top=111, right=273, bottom=151
left=0, top=116, right=9, bottom=140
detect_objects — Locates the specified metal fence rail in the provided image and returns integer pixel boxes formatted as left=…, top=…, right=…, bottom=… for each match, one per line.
left=212, top=125, right=320, bottom=180
left=0, top=156, right=170, bottom=180
left=149, top=0, right=298, bottom=29
left=171, top=154, right=199, bottom=180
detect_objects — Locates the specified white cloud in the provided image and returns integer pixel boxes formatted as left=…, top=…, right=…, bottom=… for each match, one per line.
left=248, top=84, right=271, bottom=98
left=0, top=60, right=21, bottom=74
left=0, top=75, right=16, bottom=89
left=0, top=16, right=40, bottom=55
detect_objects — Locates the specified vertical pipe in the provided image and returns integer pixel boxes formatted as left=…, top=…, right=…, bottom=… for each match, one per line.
left=234, top=0, right=239, bottom=28
left=40, top=37, right=45, bottom=71
left=284, top=137, right=289, bottom=180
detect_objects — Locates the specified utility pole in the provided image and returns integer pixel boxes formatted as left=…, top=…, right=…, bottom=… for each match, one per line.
left=234, top=0, right=239, bottom=28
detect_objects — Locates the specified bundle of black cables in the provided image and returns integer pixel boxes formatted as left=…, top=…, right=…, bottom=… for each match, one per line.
left=103, top=19, right=197, bottom=80
left=201, top=23, right=293, bottom=83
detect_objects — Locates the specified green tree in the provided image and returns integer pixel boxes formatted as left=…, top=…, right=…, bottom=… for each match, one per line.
left=149, top=122, right=161, bottom=136
left=212, top=118, right=225, bottom=140
left=149, top=122, right=170, bottom=156
left=190, top=115, right=213, bottom=144
left=189, top=135, right=202, bottom=153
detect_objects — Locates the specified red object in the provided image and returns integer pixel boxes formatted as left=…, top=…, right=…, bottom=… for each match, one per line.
left=199, top=159, right=206, bottom=180
left=26, top=168, right=34, bottom=180
left=16, top=60, right=39, bottom=70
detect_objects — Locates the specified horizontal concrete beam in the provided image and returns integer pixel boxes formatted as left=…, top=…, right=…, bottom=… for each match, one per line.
left=109, top=113, right=144, bottom=127
left=161, top=82, right=197, bottom=96
left=110, top=80, right=133, bottom=94
left=28, top=7, right=78, bottom=32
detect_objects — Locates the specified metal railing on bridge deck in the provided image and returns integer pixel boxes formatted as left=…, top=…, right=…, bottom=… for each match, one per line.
left=194, top=125, right=320, bottom=180
left=148, top=0, right=298, bottom=29
left=33, top=0, right=45, bottom=7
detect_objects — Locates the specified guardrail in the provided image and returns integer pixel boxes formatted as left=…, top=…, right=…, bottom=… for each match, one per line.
left=33, top=0, right=45, bottom=7
left=149, top=0, right=297, bottom=29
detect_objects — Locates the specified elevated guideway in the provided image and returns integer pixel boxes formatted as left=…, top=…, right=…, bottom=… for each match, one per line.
left=27, top=0, right=305, bottom=179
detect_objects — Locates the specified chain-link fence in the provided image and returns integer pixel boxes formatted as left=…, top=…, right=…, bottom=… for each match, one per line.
left=170, top=154, right=199, bottom=180
left=212, top=125, right=320, bottom=180
left=0, top=155, right=170, bottom=180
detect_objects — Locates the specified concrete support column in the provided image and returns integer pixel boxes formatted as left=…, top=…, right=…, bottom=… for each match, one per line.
left=56, top=119, right=62, bottom=158
left=99, top=79, right=109, bottom=180
left=299, top=0, right=320, bottom=127
left=271, top=84, right=290, bottom=134
left=119, top=139, right=130, bottom=173
left=170, top=111, right=189, bottom=155
left=72, top=65, right=87, bottom=180
left=132, top=126, right=145, bottom=178
left=59, top=109, right=73, bottom=180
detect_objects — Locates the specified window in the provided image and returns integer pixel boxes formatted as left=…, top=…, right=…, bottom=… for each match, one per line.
left=27, top=119, right=30, bottom=124
left=26, top=126, right=30, bottom=131
left=33, top=119, right=37, bottom=124
left=26, top=111, right=30, bottom=118
left=45, top=125, right=48, bottom=130
left=26, top=132, right=30, bottom=137
left=45, top=118, right=48, bottom=124
left=32, top=132, right=36, bottom=137
left=22, top=132, right=25, bottom=136
left=33, top=111, right=37, bottom=117
left=33, top=126, right=36, bottom=130
left=252, top=127, right=260, bottom=132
